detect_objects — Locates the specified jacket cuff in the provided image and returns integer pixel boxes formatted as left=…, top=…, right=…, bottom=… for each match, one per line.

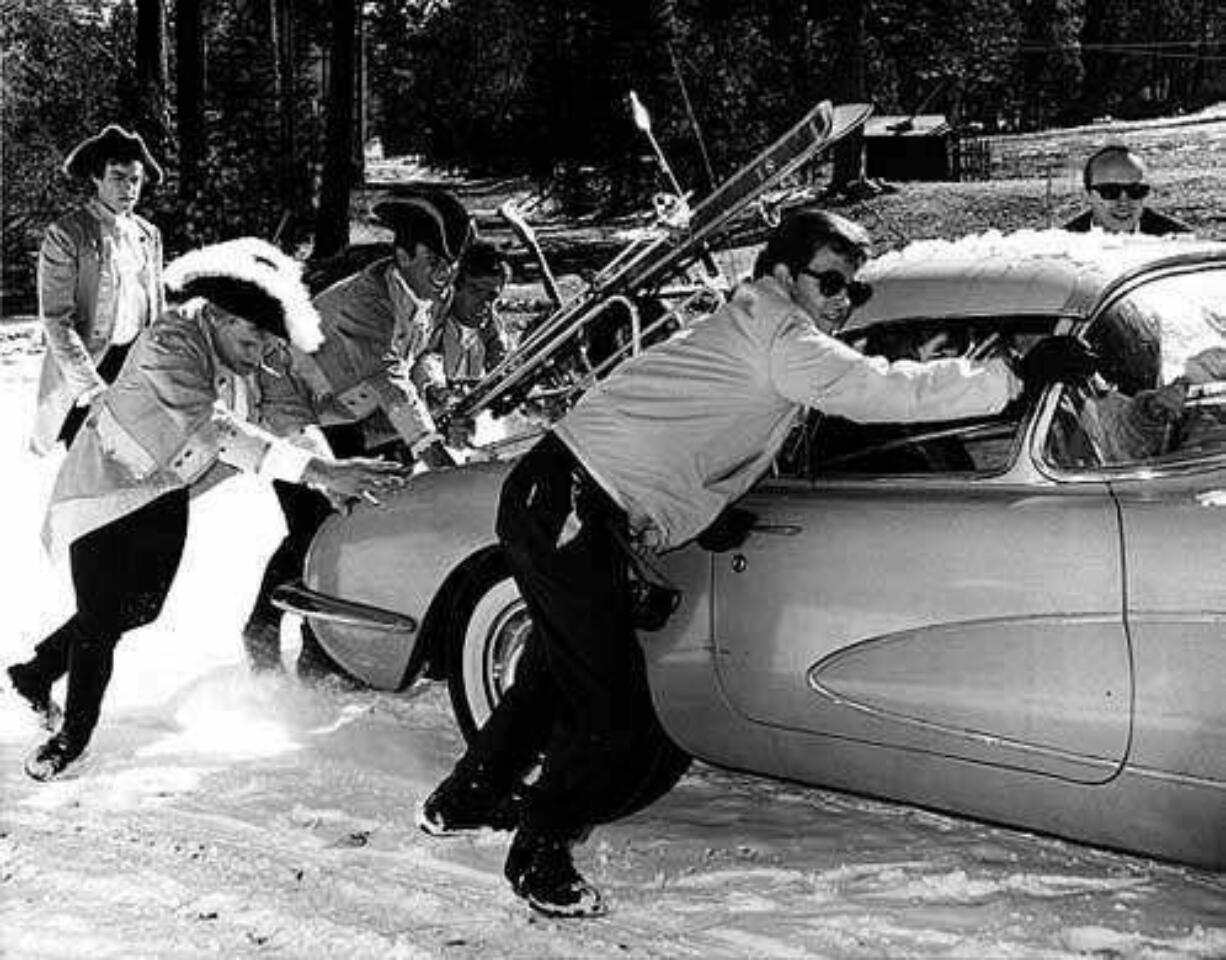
left=259, top=439, right=314, bottom=483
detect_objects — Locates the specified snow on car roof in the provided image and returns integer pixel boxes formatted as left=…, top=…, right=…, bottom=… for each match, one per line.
left=849, top=228, right=1226, bottom=330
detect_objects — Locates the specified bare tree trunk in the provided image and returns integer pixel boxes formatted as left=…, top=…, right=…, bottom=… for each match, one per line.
left=176, top=0, right=206, bottom=214
left=1192, top=0, right=1208, bottom=102
left=354, top=9, right=367, bottom=184
left=135, top=0, right=169, bottom=150
left=313, top=0, right=358, bottom=259
left=830, top=0, right=868, bottom=192
left=271, top=0, right=306, bottom=245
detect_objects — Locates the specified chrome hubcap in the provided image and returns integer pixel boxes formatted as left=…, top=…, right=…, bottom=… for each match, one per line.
left=482, top=600, right=531, bottom=707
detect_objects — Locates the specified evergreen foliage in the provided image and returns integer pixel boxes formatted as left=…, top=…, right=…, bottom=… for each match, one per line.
left=1, top=0, right=1223, bottom=311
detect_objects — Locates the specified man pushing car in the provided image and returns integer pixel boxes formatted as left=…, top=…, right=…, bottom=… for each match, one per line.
left=5, top=238, right=408, bottom=781
left=418, top=209, right=1100, bottom=918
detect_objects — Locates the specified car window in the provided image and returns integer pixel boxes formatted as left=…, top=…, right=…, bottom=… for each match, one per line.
left=775, top=317, right=1056, bottom=480
left=1044, top=266, right=1226, bottom=470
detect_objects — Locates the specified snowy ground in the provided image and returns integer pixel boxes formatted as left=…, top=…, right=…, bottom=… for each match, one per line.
left=1, top=324, right=1223, bottom=959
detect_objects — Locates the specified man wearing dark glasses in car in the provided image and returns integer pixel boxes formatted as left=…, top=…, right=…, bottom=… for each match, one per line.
left=418, top=209, right=1099, bottom=920
left=1063, top=145, right=1191, bottom=235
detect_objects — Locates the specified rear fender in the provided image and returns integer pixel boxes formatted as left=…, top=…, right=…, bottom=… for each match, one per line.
left=302, top=461, right=511, bottom=690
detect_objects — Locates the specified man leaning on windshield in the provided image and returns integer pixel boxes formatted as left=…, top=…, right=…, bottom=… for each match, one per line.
left=417, top=209, right=1100, bottom=919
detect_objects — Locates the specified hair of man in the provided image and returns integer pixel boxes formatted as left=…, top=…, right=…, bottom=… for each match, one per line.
left=1082, top=145, right=1147, bottom=190
left=752, top=209, right=873, bottom=280
left=457, top=240, right=511, bottom=284
left=86, top=148, right=148, bottom=182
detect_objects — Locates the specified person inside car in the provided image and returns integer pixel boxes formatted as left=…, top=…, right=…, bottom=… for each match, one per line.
left=416, top=209, right=1099, bottom=919
left=1053, top=340, right=1226, bottom=467
left=6, top=238, right=407, bottom=782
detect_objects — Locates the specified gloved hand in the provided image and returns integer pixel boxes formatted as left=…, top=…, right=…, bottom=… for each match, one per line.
left=1017, top=336, right=1099, bottom=394
left=696, top=506, right=758, bottom=552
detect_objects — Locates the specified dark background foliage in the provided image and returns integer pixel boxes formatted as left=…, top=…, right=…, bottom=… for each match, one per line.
left=3, top=0, right=1224, bottom=311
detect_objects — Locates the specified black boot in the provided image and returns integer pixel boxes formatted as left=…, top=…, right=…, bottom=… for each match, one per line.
left=504, top=828, right=605, bottom=918
left=24, top=732, right=88, bottom=782
left=7, top=662, right=63, bottom=731
left=417, top=765, right=523, bottom=837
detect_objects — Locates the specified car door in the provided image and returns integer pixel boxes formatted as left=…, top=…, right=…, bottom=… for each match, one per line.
left=1060, top=265, right=1226, bottom=787
left=711, top=322, right=1132, bottom=784
left=1111, top=468, right=1226, bottom=786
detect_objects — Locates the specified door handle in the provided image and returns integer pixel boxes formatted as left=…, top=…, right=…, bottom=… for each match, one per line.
left=749, top=523, right=802, bottom=536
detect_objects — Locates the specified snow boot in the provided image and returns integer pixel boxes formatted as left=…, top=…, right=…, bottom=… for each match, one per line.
left=504, top=828, right=606, bottom=919
left=24, top=733, right=87, bottom=782
left=417, top=767, right=522, bottom=837
left=7, top=662, right=63, bottom=732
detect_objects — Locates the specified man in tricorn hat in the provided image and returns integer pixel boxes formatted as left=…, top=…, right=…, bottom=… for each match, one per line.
left=240, top=187, right=475, bottom=677
left=31, top=123, right=166, bottom=454
left=5, top=237, right=408, bottom=782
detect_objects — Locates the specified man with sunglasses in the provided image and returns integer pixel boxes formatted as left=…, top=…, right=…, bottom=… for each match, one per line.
left=418, top=209, right=1098, bottom=919
left=240, top=187, right=474, bottom=678
left=1063, top=145, right=1191, bottom=236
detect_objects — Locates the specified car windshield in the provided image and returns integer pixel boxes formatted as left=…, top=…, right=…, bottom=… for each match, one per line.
left=1045, top=264, right=1226, bottom=469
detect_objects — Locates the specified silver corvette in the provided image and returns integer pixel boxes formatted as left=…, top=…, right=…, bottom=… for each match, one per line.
left=280, top=229, right=1226, bottom=871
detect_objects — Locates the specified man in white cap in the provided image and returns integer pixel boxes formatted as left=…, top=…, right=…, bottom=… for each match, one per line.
left=241, top=187, right=476, bottom=677
left=32, top=123, right=166, bottom=454
left=5, top=237, right=407, bottom=782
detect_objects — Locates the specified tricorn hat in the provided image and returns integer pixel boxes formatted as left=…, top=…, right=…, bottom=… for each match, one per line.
left=163, top=238, right=323, bottom=352
left=373, top=188, right=473, bottom=261
left=63, top=123, right=163, bottom=185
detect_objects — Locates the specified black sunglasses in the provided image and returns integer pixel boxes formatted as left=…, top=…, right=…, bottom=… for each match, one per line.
left=1091, top=182, right=1150, bottom=201
left=797, top=267, right=873, bottom=307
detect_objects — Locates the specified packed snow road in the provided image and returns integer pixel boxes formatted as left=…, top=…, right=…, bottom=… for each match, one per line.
left=1, top=326, right=1223, bottom=958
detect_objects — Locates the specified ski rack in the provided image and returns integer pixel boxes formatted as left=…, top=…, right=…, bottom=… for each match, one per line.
left=454, top=100, right=874, bottom=422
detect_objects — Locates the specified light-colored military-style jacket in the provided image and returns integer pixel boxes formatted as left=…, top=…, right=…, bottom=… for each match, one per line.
left=43, top=304, right=321, bottom=560
left=556, top=276, right=1022, bottom=551
left=416, top=308, right=511, bottom=387
left=32, top=203, right=164, bottom=454
left=291, top=258, right=438, bottom=450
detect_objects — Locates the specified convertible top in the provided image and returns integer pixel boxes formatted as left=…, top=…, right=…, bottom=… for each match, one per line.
left=851, top=229, right=1226, bottom=330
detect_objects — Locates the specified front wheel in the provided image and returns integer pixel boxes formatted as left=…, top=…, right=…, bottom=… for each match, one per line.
left=445, top=549, right=691, bottom=822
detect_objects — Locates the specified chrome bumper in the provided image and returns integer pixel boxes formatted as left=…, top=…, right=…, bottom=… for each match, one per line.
left=271, top=581, right=418, bottom=634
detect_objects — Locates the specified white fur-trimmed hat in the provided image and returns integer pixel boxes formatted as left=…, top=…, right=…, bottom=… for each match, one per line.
left=163, top=238, right=323, bottom=352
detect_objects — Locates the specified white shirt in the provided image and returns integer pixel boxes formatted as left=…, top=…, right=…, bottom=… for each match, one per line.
left=88, top=200, right=151, bottom=346
left=556, top=276, right=1020, bottom=550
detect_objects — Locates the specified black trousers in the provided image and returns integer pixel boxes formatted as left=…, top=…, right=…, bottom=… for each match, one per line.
left=58, top=342, right=131, bottom=447
left=459, top=432, right=658, bottom=837
left=242, top=422, right=369, bottom=666
left=25, top=488, right=189, bottom=748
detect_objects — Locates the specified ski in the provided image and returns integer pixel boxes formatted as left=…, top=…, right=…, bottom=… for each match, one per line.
left=455, top=100, right=873, bottom=421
